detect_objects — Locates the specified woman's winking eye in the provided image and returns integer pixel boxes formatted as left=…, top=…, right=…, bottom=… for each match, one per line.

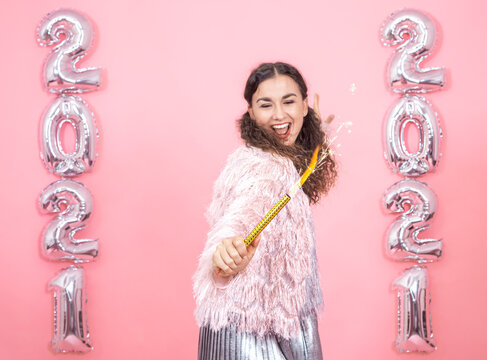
left=258, top=99, right=296, bottom=109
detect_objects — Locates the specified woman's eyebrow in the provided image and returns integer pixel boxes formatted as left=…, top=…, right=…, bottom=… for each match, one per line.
left=282, top=93, right=297, bottom=99
left=256, top=93, right=297, bottom=103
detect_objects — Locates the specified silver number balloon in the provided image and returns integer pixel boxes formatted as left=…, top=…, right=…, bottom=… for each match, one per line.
left=49, top=266, right=92, bottom=352
left=383, top=179, right=442, bottom=262
left=393, top=266, right=436, bottom=352
left=37, top=8, right=101, bottom=93
left=39, top=179, right=98, bottom=263
left=384, top=95, right=441, bottom=176
left=40, top=95, right=98, bottom=177
left=382, top=9, right=445, bottom=93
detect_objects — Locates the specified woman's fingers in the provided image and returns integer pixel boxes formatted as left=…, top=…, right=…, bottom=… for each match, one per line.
left=227, top=246, right=242, bottom=265
left=313, top=93, right=335, bottom=124
left=245, top=234, right=261, bottom=259
left=325, top=114, right=335, bottom=123
left=212, top=251, right=233, bottom=276
left=213, top=237, right=246, bottom=275
left=219, top=245, right=237, bottom=269
left=233, top=237, right=248, bottom=257
left=213, top=235, right=261, bottom=276
left=313, top=94, right=321, bottom=119
left=250, top=233, right=261, bottom=247
left=230, top=237, right=247, bottom=264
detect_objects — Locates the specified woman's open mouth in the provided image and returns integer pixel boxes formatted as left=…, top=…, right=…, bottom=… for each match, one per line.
left=271, top=123, right=291, bottom=138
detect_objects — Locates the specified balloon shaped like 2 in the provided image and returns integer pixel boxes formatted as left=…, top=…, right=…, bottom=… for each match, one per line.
left=39, top=179, right=98, bottom=263
left=381, top=9, right=445, bottom=93
left=40, top=95, right=98, bottom=177
left=37, top=8, right=102, bottom=93
left=383, top=179, right=442, bottom=263
left=384, top=95, right=441, bottom=177
left=49, top=266, right=92, bottom=352
left=393, top=266, right=436, bottom=352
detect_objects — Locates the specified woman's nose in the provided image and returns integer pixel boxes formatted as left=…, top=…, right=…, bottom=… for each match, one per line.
left=272, top=104, right=285, bottom=120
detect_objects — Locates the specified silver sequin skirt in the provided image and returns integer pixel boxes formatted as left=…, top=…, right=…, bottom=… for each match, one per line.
left=198, top=314, right=323, bottom=360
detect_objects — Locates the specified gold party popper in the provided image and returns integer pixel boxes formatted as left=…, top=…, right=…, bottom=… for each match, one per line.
left=242, top=145, right=321, bottom=247
left=217, top=146, right=321, bottom=275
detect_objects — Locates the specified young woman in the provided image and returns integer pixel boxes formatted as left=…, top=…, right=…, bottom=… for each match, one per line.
left=193, top=62, right=337, bottom=360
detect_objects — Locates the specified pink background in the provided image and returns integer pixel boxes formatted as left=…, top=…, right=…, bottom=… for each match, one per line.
left=0, top=0, right=486, bottom=359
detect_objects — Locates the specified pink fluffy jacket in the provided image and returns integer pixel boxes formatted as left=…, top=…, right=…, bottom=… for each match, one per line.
left=193, top=146, right=323, bottom=339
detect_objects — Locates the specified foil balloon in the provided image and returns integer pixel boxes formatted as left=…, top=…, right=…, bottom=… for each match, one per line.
left=393, top=266, right=436, bottom=352
left=381, top=9, right=445, bottom=93
left=37, top=8, right=102, bottom=93
left=40, top=95, right=98, bottom=177
left=383, top=179, right=442, bottom=262
left=384, top=95, right=441, bottom=176
left=49, top=266, right=92, bottom=352
left=39, top=179, right=98, bottom=263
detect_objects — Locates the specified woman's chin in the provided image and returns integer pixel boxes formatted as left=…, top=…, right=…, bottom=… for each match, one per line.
left=278, top=134, right=296, bottom=146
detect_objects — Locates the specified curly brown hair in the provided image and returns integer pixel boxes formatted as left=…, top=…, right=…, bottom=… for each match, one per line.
left=238, top=62, right=338, bottom=204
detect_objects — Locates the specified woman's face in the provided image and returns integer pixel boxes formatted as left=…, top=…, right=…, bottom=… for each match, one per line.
left=249, top=74, right=308, bottom=146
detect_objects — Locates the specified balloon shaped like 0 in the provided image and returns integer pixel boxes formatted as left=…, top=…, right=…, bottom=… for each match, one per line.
left=37, top=8, right=101, bottom=93
left=381, top=9, right=445, bottom=93
left=384, top=95, right=441, bottom=176
left=39, top=179, right=98, bottom=263
left=40, top=95, right=98, bottom=177
left=393, top=266, right=436, bottom=352
left=49, top=266, right=92, bottom=352
left=383, top=179, right=442, bottom=262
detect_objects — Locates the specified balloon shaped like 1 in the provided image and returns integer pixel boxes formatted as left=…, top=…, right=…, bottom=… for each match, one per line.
left=383, top=179, right=442, bottom=262
left=39, top=179, right=98, bottom=263
left=384, top=95, right=441, bottom=176
left=393, top=266, right=436, bottom=352
left=40, top=95, right=98, bottom=177
left=37, top=8, right=101, bottom=93
left=49, top=266, right=92, bottom=352
left=381, top=9, right=445, bottom=93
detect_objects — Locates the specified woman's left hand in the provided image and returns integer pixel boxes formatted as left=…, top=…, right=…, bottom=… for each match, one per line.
left=313, top=93, right=334, bottom=124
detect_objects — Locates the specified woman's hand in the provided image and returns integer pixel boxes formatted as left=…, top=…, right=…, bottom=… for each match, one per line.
left=313, top=93, right=334, bottom=124
left=212, top=235, right=261, bottom=277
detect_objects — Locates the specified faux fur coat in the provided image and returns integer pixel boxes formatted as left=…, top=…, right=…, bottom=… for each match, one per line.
left=193, top=146, right=323, bottom=339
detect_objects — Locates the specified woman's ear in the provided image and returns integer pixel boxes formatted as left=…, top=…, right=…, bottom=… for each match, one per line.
left=303, top=98, right=308, bottom=117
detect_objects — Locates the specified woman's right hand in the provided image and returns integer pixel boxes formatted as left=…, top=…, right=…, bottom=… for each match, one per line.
left=212, top=235, right=261, bottom=277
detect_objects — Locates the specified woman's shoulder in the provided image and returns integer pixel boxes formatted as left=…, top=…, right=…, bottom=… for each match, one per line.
left=227, top=145, right=293, bottom=169
left=222, top=145, right=298, bottom=185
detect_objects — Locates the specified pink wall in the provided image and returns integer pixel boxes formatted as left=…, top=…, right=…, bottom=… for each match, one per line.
left=0, top=0, right=485, bottom=359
